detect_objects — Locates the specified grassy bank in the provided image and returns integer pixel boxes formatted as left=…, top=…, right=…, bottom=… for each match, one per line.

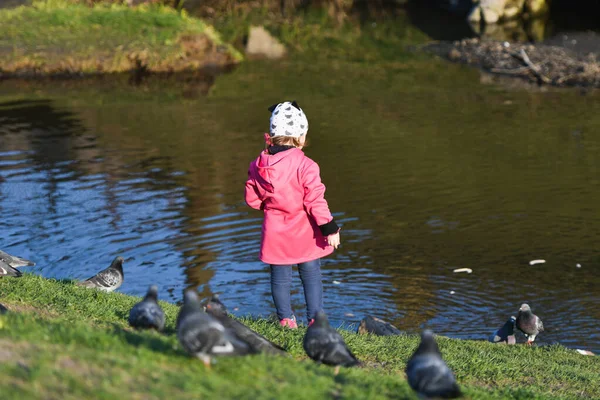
left=0, top=0, right=242, bottom=77
left=0, top=275, right=598, bottom=399
left=206, top=5, right=430, bottom=63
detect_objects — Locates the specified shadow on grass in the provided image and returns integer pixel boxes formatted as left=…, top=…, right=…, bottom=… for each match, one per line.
left=110, top=323, right=182, bottom=357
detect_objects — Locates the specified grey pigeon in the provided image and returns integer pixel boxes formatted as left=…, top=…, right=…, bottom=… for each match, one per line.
left=0, top=250, right=35, bottom=269
left=76, top=256, right=124, bottom=292
left=406, top=330, right=462, bottom=399
left=128, top=285, right=165, bottom=331
left=516, top=303, right=544, bottom=344
left=0, top=303, right=7, bottom=314
left=177, top=290, right=252, bottom=367
left=303, top=310, right=359, bottom=373
left=204, top=295, right=287, bottom=356
left=489, top=316, right=516, bottom=344
left=358, top=315, right=402, bottom=336
left=0, top=260, right=22, bottom=277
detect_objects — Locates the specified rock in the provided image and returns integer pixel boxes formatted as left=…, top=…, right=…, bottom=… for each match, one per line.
left=467, top=5, right=482, bottom=22
left=467, top=0, right=547, bottom=24
left=246, top=26, right=286, bottom=60
left=481, top=7, right=501, bottom=24
left=503, top=5, right=521, bottom=19
left=448, top=48, right=462, bottom=61
left=481, top=0, right=507, bottom=23
left=357, top=316, right=402, bottom=336
left=525, top=0, right=548, bottom=16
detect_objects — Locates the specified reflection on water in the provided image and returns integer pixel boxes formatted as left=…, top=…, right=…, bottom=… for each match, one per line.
left=1, top=58, right=599, bottom=352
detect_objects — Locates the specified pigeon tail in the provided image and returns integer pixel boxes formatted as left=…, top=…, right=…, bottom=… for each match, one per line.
left=439, top=383, right=462, bottom=399
left=0, top=262, right=23, bottom=277
left=205, top=297, right=287, bottom=356
left=0, top=250, right=35, bottom=268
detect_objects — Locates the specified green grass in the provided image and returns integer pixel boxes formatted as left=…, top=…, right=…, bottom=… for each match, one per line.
left=0, top=0, right=242, bottom=75
left=208, top=5, right=431, bottom=63
left=0, top=275, right=598, bottom=399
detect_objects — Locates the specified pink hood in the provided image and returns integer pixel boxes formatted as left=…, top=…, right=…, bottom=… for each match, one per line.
left=253, top=149, right=298, bottom=194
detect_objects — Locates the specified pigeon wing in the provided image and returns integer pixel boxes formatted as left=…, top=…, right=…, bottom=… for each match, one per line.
left=407, top=355, right=461, bottom=398
left=212, top=329, right=253, bottom=356
left=304, top=327, right=357, bottom=366
left=129, top=301, right=165, bottom=331
left=0, top=261, right=22, bottom=277
left=489, top=333, right=502, bottom=343
left=84, top=268, right=122, bottom=291
left=218, top=316, right=286, bottom=355
left=0, top=250, right=35, bottom=268
left=304, top=326, right=333, bottom=361
left=178, top=313, right=224, bottom=356
left=322, top=339, right=359, bottom=367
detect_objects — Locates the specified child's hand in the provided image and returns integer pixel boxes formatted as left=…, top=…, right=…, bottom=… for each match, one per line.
left=327, top=231, right=341, bottom=249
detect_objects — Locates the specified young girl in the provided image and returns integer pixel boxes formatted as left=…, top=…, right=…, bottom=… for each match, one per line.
left=245, top=101, right=340, bottom=328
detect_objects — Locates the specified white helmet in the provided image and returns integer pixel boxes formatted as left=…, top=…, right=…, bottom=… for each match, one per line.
left=268, top=101, right=309, bottom=138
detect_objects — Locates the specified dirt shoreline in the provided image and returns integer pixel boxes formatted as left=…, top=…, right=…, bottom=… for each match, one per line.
left=425, top=36, right=600, bottom=88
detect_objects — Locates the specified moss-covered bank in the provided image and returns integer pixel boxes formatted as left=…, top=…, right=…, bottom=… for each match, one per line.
left=0, top=1, right=242, bottom=78
left=0, top=275, right=598, bottom=399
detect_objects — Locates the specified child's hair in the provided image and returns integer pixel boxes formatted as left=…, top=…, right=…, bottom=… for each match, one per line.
left=269, top=135, right=306, bottom=148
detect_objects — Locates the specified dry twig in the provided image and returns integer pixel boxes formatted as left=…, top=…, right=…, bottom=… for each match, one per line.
left=511, top=49, right=551, bottom=83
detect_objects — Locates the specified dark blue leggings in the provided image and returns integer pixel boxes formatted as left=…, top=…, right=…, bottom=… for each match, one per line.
left=270, top=259, right=323, bottom=321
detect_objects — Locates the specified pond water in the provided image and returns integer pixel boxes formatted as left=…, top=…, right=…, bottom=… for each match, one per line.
left=1, top=57, right=599, bottom=352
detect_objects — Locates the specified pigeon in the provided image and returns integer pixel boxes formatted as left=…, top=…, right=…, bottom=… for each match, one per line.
left=177, top=289, right=252, bottom=367
left=357, top=315, right=402, bottom=336
left=0, top=260, right=22, bottom=277
left=76, top=256, right=124, bottom=292
left=0, top=303, right=7, bottom=314
left=128, top=285, right=165, bottom=331
left=406, top=330, right=462, bottom=399
left=303, top=310, right=359, bottom=374
left=489, top=316, right=516, bottom=344
left=204, top=295, right=287, bottom=356
left=516, top=303, right=544, bottom=344
left=0, top=250, right=35, bottom=269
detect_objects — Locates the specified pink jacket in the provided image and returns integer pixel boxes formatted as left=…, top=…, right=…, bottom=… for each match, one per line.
left=245, top=147, right=337, bottom=265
